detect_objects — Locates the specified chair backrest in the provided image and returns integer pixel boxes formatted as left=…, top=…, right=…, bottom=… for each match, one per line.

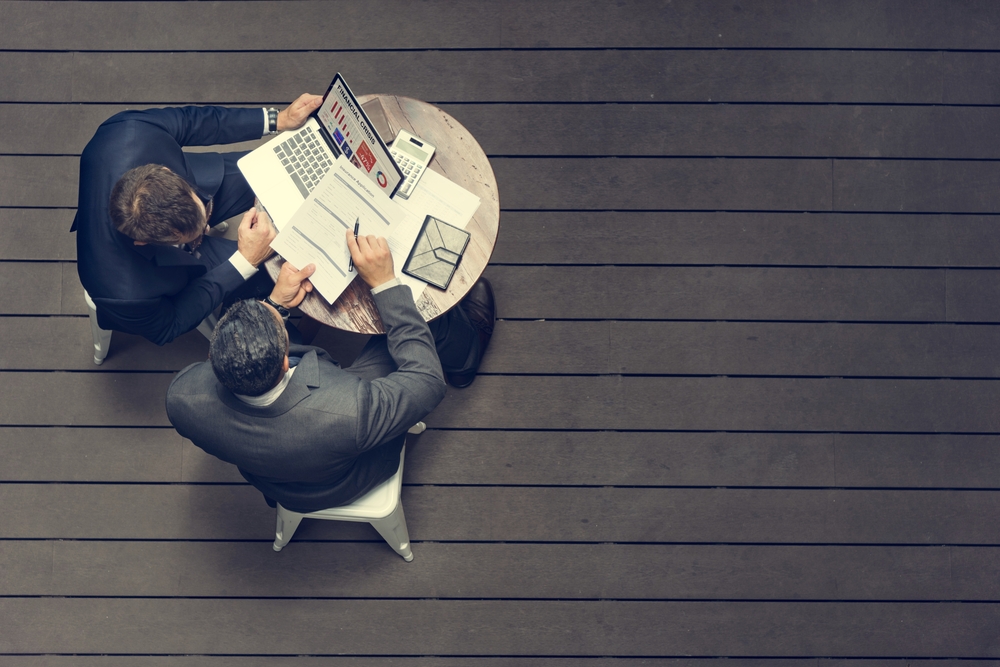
left=307, top=446, right=405, bottom=520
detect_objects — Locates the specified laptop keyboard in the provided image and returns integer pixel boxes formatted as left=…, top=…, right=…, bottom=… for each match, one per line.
left=273, top=127, right=334, bottom=198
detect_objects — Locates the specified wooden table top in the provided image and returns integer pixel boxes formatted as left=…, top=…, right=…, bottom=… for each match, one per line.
left=266, top=94, right=500, bottom=334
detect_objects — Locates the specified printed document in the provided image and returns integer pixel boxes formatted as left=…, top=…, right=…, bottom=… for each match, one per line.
left=390, top=168, right=482, bottom=295
left=271, top=156, right=420, bottom=303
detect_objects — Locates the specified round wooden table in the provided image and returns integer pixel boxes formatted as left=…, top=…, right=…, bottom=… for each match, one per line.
left=266, top=95, right=500, bottom=334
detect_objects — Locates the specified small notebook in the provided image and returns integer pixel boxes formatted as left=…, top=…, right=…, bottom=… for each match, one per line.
left=402, top=215, right=470, bottom=290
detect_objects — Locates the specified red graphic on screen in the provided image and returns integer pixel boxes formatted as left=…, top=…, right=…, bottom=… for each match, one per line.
left=356, top=142, right=377, bottom=173
left=330, top=101, right=354, bottom=144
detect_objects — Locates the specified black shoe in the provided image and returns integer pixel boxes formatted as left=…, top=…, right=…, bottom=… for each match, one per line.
left=446, top=278, right=495, bottom=388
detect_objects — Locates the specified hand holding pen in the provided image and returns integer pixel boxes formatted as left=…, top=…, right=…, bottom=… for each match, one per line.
left=345, top=228, right=395, bottom=289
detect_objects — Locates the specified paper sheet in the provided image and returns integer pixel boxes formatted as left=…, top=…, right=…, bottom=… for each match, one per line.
left=271, top=156, right=420, bottom=303
left=271, top=159, right=482, bottom=304
left=389, top=168, right=481, bottom=294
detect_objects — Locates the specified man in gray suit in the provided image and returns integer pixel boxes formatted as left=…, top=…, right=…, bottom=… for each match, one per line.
left=165, top=230, right=494, bottom=512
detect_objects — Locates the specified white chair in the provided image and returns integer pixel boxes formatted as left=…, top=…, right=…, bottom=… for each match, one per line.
left=273, top=424, right=425, bottom=561
left=84, top=289, right=217, bottom=365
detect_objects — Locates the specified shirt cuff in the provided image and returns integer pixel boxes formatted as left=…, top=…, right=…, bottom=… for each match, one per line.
left=371, top=277, right=402, bottom=294
left=228, top=251, right=259, bottom=281
left=262, top=108, right=270, bottom=137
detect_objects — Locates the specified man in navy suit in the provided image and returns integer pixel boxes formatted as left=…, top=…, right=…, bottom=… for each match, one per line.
left=74, top=94, right=322, bottom=345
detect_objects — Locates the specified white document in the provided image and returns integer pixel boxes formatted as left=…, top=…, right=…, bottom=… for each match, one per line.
left=389, top=168, right=482, bottom=294
left=271, top=156, right=421, bottom=303
left=396, top=168, right=481, bottom=231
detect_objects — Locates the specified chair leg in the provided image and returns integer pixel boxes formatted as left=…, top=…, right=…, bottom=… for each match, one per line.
left=371, top=499, right=413, bottom=562
left=84, top=290, right=112, bottom=365
left=273, top=505, right=304, bottom=552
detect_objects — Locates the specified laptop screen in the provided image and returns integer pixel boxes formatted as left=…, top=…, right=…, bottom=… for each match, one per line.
left=315, top=73, right=403, bottom=198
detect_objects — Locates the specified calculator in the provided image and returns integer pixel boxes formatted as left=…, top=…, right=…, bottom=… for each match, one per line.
left=389, top=129, right=436, bottom=199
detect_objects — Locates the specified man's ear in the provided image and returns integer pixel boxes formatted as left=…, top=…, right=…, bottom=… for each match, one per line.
left=282, top=355, right=290, bottom=374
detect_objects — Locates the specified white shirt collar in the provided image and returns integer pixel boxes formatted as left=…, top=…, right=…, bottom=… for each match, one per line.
left=235, top=366, right=296, bottom=406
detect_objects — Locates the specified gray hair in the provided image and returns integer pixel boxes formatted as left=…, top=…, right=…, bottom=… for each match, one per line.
left=210, top=299, right=287, bottom=396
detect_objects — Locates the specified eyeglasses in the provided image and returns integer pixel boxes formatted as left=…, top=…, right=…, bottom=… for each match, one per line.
left=185, top=197, right=214, bottom=253
left=187, top=198, right=215, bottom=252
left=184, top=227, right=208, bottom=253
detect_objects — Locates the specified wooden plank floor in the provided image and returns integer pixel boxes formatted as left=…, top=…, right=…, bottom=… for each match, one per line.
left=3, top=0, right=1000, bottom=662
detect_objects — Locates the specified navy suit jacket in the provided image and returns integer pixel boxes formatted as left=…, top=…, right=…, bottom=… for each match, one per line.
left=74, top=106, right=263, bottom=345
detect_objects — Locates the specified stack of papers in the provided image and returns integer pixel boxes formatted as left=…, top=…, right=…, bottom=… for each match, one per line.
left=270, top=155, right=480, bottom=304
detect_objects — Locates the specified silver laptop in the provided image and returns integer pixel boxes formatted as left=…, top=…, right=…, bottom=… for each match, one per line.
left=239, top=73, right=402, bottom=228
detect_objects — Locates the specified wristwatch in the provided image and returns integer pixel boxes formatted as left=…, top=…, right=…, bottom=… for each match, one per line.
left=266, top=108, right=279, bottom=135
left=263, top=296, right=290, bottom=321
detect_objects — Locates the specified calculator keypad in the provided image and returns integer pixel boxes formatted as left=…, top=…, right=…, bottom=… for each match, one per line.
left=390, top=148, right=426, bottom=198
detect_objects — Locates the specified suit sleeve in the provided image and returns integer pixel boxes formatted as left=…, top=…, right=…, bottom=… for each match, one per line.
left=104, top=106, right=264, bottom=148
left=100, top=259, right=246, bottom=346
left=353, top=285, right=447, bottom=451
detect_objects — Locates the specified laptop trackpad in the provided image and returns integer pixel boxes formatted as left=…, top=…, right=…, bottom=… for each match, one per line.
left=255, top=180, right=306, bottom=231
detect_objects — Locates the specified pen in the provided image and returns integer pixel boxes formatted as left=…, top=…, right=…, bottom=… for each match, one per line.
left=348, top=218, right=359, bottom=271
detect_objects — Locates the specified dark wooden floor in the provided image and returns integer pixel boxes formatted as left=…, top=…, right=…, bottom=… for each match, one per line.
left=3, top=0, right=1000, bottom=662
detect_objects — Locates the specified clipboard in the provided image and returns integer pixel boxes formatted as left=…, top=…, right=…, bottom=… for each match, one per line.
left=402, top=215, right=470, bottom=290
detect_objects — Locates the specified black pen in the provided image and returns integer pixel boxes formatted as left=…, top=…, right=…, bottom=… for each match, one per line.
left=348, top=218, right=359, bottom=271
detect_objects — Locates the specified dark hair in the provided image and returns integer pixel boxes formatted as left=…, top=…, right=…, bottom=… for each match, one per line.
left=210, top=299, right=288, bottom=396
left=109, top=164, right=204, bottom=244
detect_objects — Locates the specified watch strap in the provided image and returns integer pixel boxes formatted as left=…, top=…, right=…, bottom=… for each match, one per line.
left=263, top=296, right=290, bottom=320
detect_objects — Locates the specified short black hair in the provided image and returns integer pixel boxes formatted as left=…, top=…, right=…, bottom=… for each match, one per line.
left=109, top=164, right=204, bottom=244
left=210, top=299, right=288, bottom=396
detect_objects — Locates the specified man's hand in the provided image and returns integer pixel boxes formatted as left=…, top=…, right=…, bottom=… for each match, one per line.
left=347, top=230, right=395, bottom=289
left=237, top=208, right=277, bottom=266
left=270, top=261, right=316, bottom=308
left=277, top=93, right=324, bottom=132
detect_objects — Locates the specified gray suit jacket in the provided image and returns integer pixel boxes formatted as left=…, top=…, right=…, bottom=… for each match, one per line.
left=165, top=285, right=446, bottom=511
